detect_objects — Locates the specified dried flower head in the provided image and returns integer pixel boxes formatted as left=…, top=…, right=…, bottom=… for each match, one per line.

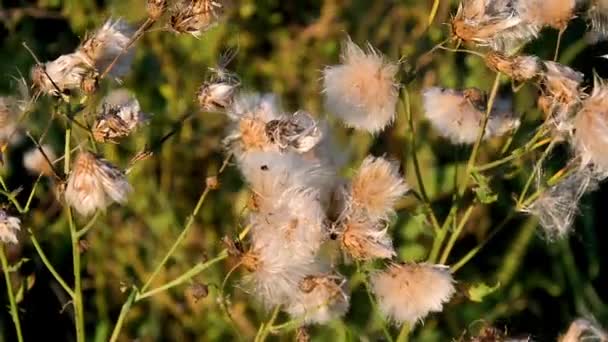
left=65, top=151, right=132, bottom=216
left=229, top=92, right=283, bottom=122
left=197, top=60, right=240, bottom=112
left=370, top=262, right=455, bottom=326
left=170, top=0, right=224, bottom=37
left=23, top=145, right=57, bottom=177
left=265, top=111, right=323, bottom=153
left=31, top=53, right=89, bottom=96
left=0, top=97, right=22, bottom=145
left=93, top=90, right=149, bottom=143
left=147, top=0, right=167, bottom=20
left=522, top=169, right=597, bottom=238
left=560, top=318, right=608, bottom=342
left=422, top=87, right=520, bottom=144
left=78, top=18, right=134, bottom=79
left=285, top=274, right=350, bottom=324
left=572, top=82, right=608, bottom=173
left=339, top=214, right=395, bottom=260
left=541, top=61, right=584, bottom=107
left=451, top=0, right=539, bottom=53
left=350, top=156, right=408, bottom=220
left=517, top=0, right=575, bottom=30
left=587, top=0, right=608, bottom=41
left=0, top=210, right=21, bottom=245
left=322, top=38, right=399, bottom=133
left=485, top=51, right=543, bottom=81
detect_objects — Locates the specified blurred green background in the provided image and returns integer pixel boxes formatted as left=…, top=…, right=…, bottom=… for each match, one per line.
left=0, top=0, right=606, bottom=341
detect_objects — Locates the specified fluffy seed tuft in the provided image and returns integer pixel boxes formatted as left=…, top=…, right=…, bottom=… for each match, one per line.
left=0, top=210, right=21, bottom=245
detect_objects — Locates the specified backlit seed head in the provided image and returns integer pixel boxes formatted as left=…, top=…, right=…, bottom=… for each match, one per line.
left=0, top=210, right=21, bottom=245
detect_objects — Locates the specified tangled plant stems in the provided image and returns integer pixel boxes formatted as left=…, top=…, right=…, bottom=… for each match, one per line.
left=0, top=0, right=608, bottom=340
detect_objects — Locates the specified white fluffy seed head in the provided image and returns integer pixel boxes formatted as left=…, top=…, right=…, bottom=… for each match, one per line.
left=93, top=90, right=149, bottom=143
left=485, top=51, right=543, bottom=81
left=350, top=156, right=409, bottom=220
left=322, top=39, right=399, bottom=133
left=422, top=87, right=519, bottom=144
left=23, top=145, right=57, bottom=177
left=65, top=151, right=132, bottom=216
left=587, top=0, right=608, bottom=41
left=573, top=84, right=608, bottom=173
left=170, top=0, right=224, bottom=37
left=517, top=0, right=575, bottom=30
left=370, top=262, right=455, bottom=326
left=0, top=210, right=21, bottom=245
left=32, top=53, right=89, bottom=96
left=78, top=18, right=134, bottom=78
left=339, top=213, right=395, bottom=260
left=285, top=274, right=350, bottom=324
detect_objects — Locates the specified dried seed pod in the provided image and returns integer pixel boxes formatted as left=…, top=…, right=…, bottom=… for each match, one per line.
left=264, top=111, right=323, bottom=153
left=485, top=51, right=543, bottom=81
left=187, top=283, right=209, bottom=302
left=147, top=0, right=167, bottom=20
left=170, top=0, right=224, bottom=37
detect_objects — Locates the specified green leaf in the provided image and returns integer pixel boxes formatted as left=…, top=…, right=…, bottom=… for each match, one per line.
left=467, top=281, right=500, bottom=302
left=471, top=171, right=498, bottom=204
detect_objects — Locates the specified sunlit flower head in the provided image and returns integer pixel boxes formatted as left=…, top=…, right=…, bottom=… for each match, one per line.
left=422, top=87, right=520, bottom=144
left=485, top=51, right=543, bottom=82
left=93, top=89, right=150, bottom=143
left=322, top=38, right=399, bottom=133
left=371, top=262, right=455, bottom=326
left=0, top=210, right=21, bottom=245
left=572, top=81, right=608, bottom=173
left=197, top=58, right=240, bottom=113
left=23, top=145, right=57, bottom=177
left=285, top=274, right=350, bottom=324
left=147, top=0, right=167, bottom=20
left=338, top=213, right=395, bottom=260
left=517, top=0, right=575, bottom=30
left=65, top=151, right=132, bottom=216
left=170, top=0, right=224, bottom=37
left=31, top=53, right=89, bottom=96
left=78, top=18, right=134, bottom=79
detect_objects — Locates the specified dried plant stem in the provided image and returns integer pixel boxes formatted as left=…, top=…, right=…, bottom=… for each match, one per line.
left=0, top=245, right=24, bottom=342
left=29, top=230, right=75, bottom=297
left=68, top=207, right=86, bottom=342
left=403, top=87, right=441, bottom=234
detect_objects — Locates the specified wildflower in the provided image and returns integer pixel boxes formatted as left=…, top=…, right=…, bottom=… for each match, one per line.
left=147, top=0, right=167, bottom=20
left=451, top=0, right=539, bottom=53
left=197, top=65, right=240, bottom=112
left=485, top=51, right=543, bottom=82
left=170, top=0, right=224, bottom=37
left=0, top=210, right=21, bottom=245
left=285, top=274, right=350, bottom=324
left=350, top=156, right=408, bottom=220
left=573, top=82, right=608, bottom=173
left=560, top=318, right=607, bottom=342
left=23, top=145, right=57, bottom=177
left=322, top=38, right=399, bottom=133
left=92, top=90, right=149, bottom=143
left=521, top=169, right=597, bottom=238
left=517, top=0, right=575, bottom=30
left=77, top=18, right=134, bottom=79
left=422, top=87, right=520, bottom=144
left=65, top=151, right=132, bottom=216
left=31, top=53, right=89, bottom=96
left=265, top=111, right=323, bottom=153
left=339, top=213, right=395, bottom=260
left=370, top=262, right=455, bottom=326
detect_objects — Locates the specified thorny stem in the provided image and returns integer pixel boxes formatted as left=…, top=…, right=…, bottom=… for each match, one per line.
left=0, top=245, right=24, bottom=342
left=68, top=207, right=86, bottom=342
left=140, top=154, right=232, bottom=293
left=29, top=230, right=75, bottom=297
left=439, top=204, right=475, bottom=264
left=100, top=18, right=155, bottom=80
left=403, top=87, right=441, bottom=234
left=108, top=288, right=136, bottom=342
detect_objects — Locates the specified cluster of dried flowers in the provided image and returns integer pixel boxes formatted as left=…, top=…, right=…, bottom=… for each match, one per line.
left=197, top=37, right=456, bottom=327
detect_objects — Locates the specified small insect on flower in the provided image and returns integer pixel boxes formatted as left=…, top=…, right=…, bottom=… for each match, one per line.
left=77, top=18, right=135, bottom=79
left=349, top=156, right=409, bottom=220
left=521, top=169, right=597, bottom=238
left=485, top=51, right=543, bottom=82
left=31, top=53, right=89, bottom=96
left=517, top=0, right=576, bottom=30
left=170, top=0, right=225, bottom=37
left=572, top=81, right=608, bottom=174
left=370, top=262, right=455, bottom=326
left=322, top=38, right=399, bottom=133
left=451, top=0, right=539, bottom=53
left=560, top=318, right=608, bottom=342
left=23, top=145, right=57, bottom=177
left=0, top=210, right=21, bottom=245
left=65, top=151, right=132, bottom=216
left=422, top=87, right=520, bottom=144
left=92, top=90, right=150, bottom=143
left=285, top=274, right=350, bottom=324
left=265, top=111, right=323, bottom=153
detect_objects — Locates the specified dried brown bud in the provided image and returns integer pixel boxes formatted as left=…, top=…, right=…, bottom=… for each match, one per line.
left=206, top=176, right=219, bottom=190
left=80, top=71, right=99, bottom=95
left=147, top=0, right=167, bottom=20
left=187, top=282, right=209, bottom=302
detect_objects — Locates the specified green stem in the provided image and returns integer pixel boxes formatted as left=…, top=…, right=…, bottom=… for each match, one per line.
left=68, top=207, right=85, bottom=342
left=76, top=212, right=101, bottom=238
left=29, top=230, right=74, bottom=297
left=439, top=204, right=475, bottom=264
left=254, top=305, right=281, bottom=342
left=396, top=323, right=410, bottom=342
left=135, top=251, right=228, bottom=302
left=0, top=245, right=24, bottom=342
left=516, top=139, right=557, bottom=207
left=108, top=288, right=136, bottom=342
left=474, top=137, right=551, bottom=172
left=428, top=0, right=440, bottom=25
